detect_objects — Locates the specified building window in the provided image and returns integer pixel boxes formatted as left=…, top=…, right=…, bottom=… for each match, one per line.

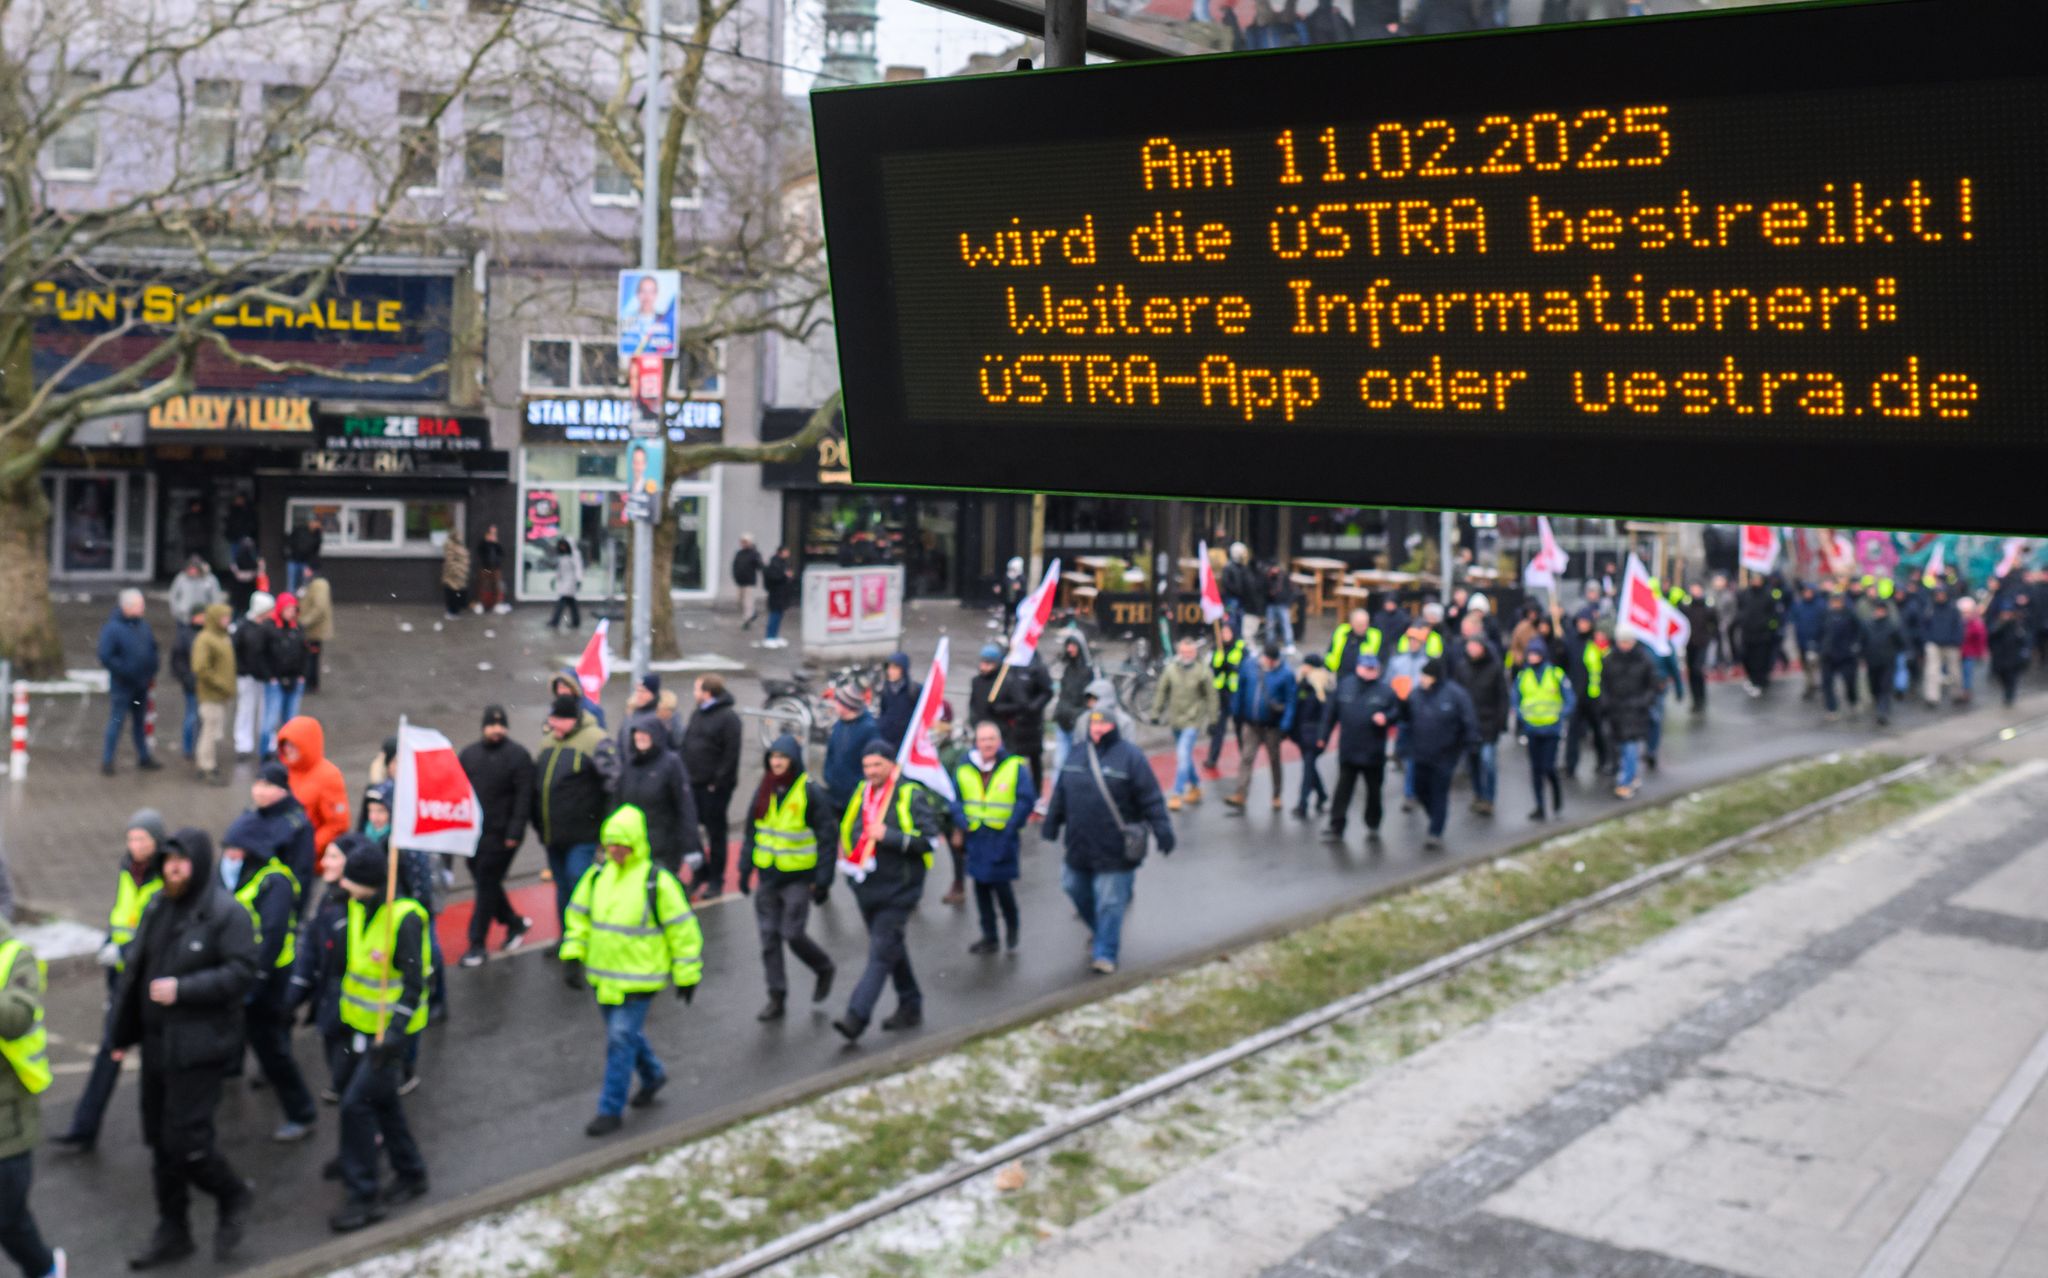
left=43, top=71, right=101, bottom=178
left=671, top=338, right=724, bottom=398
left=592, top=121, right=701, bottom=207
left=288, top=497, right=461, bottom=556
left=262, top=84, right=309, bottom=184
left=398, top=90, right=446, bottom=192
left=190, top=79, right=239, bottom=175
left=464, top=92, right=507, bottom=193
left=524, top=337, right=623, bottom=392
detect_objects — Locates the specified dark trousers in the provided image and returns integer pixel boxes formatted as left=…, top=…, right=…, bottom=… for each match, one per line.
left=1235, top=723, right=1286, bottom=800
left=754, top=877, right=831, bottom=995
left=63, top=975, right=122, bottom=1144
left=0, top=1152, right=54, bottom=1278
left=1997, top=666, right=2024, bottom=706
left=1866, top=664, right=1896, bottom=720
left=1412, top=758, right=1455, bottom=837
left=846, top=902, right=918, bottom=1027
left=693, top=783, right=736, bottom=893
left=304, top=641, right=322, bottom=693
left=246, top=983, right=316, bottom=1125
left=140, top=1060, right=242, bottom=1233
left=1527, top=733, right=1564, bottom=815
left=1296, top=742, right=1328, bottom=811
left=1328, top=758, right=1386, bottom=833
left=549, top=595, right=581, bottom=628
left=443, top=586, right=468, bottom=615
left=1204, top=688, right=1236, bottom=767
left=336, top=1044, right=426, bottom=1205
left=974, top=879, right=1019, bottom=943
left=465, top=842, right=521, bottom=949
left=1564, top=699, right=1608, bottom=774
left=1822, top=659, right=1860, bottom=713
left=102, top=682, right=152, bottom=767
left=1685, top=648, right=1709, bottom=709
left=1743, top=637, right=1776, bottom=689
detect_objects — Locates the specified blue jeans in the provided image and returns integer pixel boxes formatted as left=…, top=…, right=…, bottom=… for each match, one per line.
left=1173, top=727, right=1200, bottom=795
left=1468, top=740, right=1497, bottom=804
left=261, top=679, right=303, bottom=758
left=1647, top=690, right=1667, bottom=757
left=596, top=994, right=665, bottom=1118
left=1297, top=742, right=1327, bottom=810
left=1062, top=865, right=1135, bottom=964
left=1263, top=603, right=1295, bottom=649
left=102, top=682, right=151, bottom=766
left=1052, top=725, right=1075, bottom=778
left=181, top=689, right=199, bottom=757
left=1962, top=657, right=1979, bottom=693
left=548, top=843, right=597, bottom=931
left=765, top=608, right=785, bottom=640
left=1617, top=739, right=1643, bottom=789
left=285, top=561, right=309, bottom=593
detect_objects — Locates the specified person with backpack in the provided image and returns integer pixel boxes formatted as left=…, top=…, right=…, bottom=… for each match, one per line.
left=560, top=806, right=703, bottom=1136
left=0, top=909, right=65, bottom=1278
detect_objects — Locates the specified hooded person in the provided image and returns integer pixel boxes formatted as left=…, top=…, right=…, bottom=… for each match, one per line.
left=554, top=667, right=606, bottom=730
left=0, top=906, right=63, bottom=1278
left=740, top=733, right=839, bottom=1021
left=613, top=712, right=702, bottom=876
left=1511, top=638, right=1576, bottom=821
left=559, top=805, right=703, bottom=1137
left=260, top=593, right=309, bottom=760
left=219, top=809, right=316, bottom=1142
left=615, top=673, right=664, bottom=761
left=325, top=841, right=431, bottom=1233
left=872, top=651, right=923, bottom=754
left=1050, top=633, right=1096, bottom=777
left=277, top=716, right=351, bottom=859
left=190, top=601, right=237, bottom=783
left=533, top=691, right=621, bottom=930
left=109, top=828, right=260, bottom=1268
left=53, top=810, right=167, bottom=1152
left=1042, top=700, right=1176, bottom=975
left=230, top=761, right=318, bottom=914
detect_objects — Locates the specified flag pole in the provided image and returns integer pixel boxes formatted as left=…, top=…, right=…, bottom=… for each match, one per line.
left=988, top=663, right=1009, bottom=700
left=377, top=717, right=405, bottom=1047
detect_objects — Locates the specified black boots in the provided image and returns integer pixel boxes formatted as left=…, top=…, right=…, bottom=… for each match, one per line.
left=757, top=991, right=787, bottom=1022
left=812, top=962, right=836, bottom=1004
left=128, top=1226, right=196, bottom=1270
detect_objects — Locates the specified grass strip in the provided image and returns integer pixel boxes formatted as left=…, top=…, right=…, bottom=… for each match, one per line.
left=345, top=751, right=1926, bottom=1278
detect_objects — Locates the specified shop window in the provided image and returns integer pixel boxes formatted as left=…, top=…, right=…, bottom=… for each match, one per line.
left=290, top=497, right=461, bottom=555
left=523, top=337, right=623, bottom=392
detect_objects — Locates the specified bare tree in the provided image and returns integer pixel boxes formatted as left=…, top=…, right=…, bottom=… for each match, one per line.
left=499, top=0, right=834, bottom=658
left=0, top=0, right=512, bottom=675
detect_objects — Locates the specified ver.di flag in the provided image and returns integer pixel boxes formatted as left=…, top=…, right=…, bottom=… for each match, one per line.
left=1196, top=541, right=1227, bottom=623
left=1739, top=525, right=1780, bottom=575
left=1621, top=554, right=1674, bottom=657
left=393, top=719, right=483, bottom=855
left=896, top=638, right=956, bottom=803
left=1524, top=516, right=1569, bottom=589
left=1005, top=558, right=1062, bottom=667
left=576, top=619, right=613, bottom=702
left=1997, top=538, right=2027, bottom=580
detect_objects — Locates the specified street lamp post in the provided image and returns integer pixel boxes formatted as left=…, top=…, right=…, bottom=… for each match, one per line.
left=630, top=0, right=663, bottom=690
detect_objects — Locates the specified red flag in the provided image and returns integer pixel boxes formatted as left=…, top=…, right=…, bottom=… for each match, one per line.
left=393, top=720, right=482, bottom=855
left=576, top=619, right=613, bottom=702
left=1196, top=541, right=1226, bottom=623
left=1739, top=526, right=1779, bottom=575
left=1005, top=558, right=1061, bottom=667
left=1621, top=555, right=1672, bottom=656
left=895, top=639, right=956, bottom=802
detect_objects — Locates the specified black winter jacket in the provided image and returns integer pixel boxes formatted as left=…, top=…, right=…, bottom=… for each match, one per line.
left=1404, top=680, right=1479, bottom=767
left=1052, top=639, right=1095, bottom=733
left=681, top=692, right=742, bottom=790
left=1320, top=674, right=1405, bottom=765
left=223, top=796, right=317, bottom=913
left=287, top=888, right=348, bottom=1038
left=1820, top=610, right=1864, bottom=663
left=1863, top=616, right=1906, bottom=671
left=267, top=620, right=307, bottom=680
left=1041, top=727, right=1176, bottom=874
left=1601, top=645, right=1659, bottom=741
left=614, top=714, right=701, bottom=866
left=460, top=735, right=535, bottom=849
left=844, top=780, right=947, bottom=911
left=111, top=830, right=259, bottom=1071
left=232, top=619, right=273, bottom=682
left=1454, top=650, right=1510, bottom=739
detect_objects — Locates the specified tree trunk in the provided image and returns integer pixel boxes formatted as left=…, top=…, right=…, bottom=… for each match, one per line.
left=0, top=475, right=64, bottom=678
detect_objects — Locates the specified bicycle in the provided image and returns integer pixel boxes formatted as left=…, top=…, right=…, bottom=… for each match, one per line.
left=753, top=660, right=887, bottom=751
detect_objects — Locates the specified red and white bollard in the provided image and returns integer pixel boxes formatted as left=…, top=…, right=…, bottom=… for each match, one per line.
left=143, top=680, right=157, bottom=757
left=8, top=681, right=26, bottom=781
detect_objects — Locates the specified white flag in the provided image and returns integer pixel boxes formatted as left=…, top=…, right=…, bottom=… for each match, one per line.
left=393, top=720, right=483, bottom=856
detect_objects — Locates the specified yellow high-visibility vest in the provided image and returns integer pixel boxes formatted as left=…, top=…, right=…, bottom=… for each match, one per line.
left=956, top=756, right=1025, bottom=832
left=752, top=782, right=819, bottom=873
left=0, top=940, right=51, bottom=1095
left=340, top=898, right=431, bottom=1037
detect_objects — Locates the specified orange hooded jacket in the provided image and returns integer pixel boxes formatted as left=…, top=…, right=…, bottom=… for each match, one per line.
left=277, top=715, right=351, bottom=855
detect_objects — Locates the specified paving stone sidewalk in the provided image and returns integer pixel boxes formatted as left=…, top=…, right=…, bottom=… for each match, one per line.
left=995, top=754, right=2048, bottom=1278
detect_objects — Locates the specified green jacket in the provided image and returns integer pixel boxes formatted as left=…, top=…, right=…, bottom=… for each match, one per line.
left=0, top=916, right=42, bottom=1160
left=1150, top=658, right=1215, bottom=731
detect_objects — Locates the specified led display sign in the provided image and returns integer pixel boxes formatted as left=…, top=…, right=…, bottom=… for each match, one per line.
left=812, top=0, right=2047, bottom=532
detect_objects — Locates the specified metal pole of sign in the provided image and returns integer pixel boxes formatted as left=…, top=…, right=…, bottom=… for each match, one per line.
left=630, top=0, right=663, bottom=690
left=1440, top=509, right=1457, bottom=600
left=1026, top=0, right=1083, bottom=584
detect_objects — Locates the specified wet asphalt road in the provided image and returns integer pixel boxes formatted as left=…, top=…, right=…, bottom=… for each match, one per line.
left=29, top=685, right=1925, bottom=1275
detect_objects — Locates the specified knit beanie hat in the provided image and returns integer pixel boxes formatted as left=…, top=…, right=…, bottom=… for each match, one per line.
left=127, top=808, right=167, bottom=846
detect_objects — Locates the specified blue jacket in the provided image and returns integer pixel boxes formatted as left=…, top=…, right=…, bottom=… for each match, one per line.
left=1233, top=658, right=1296, bottom=732
left=823, top=711, right=881, bottom=808
left=949, top=750, right=1038, bottom=883
left=873, top=653, right=921, bottom=753
left=97, top=609, right=160, bottom=690
left=1320, top=674, right=1406, bottom=764
left=1042, top=726, right=1175, bottom=874
left=1403, top=679, right=1478, bottom=767
left=1787, top=594, right=1826, bottom=648
left=1923, top=599, right=1963, bottom=647
left=1820, top=608, right=1864, bottom=662
left=222, top=798, right=317, bottom=913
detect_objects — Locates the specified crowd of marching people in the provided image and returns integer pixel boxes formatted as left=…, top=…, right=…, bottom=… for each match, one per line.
left=10, top=529, right=2039, bottom=1273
